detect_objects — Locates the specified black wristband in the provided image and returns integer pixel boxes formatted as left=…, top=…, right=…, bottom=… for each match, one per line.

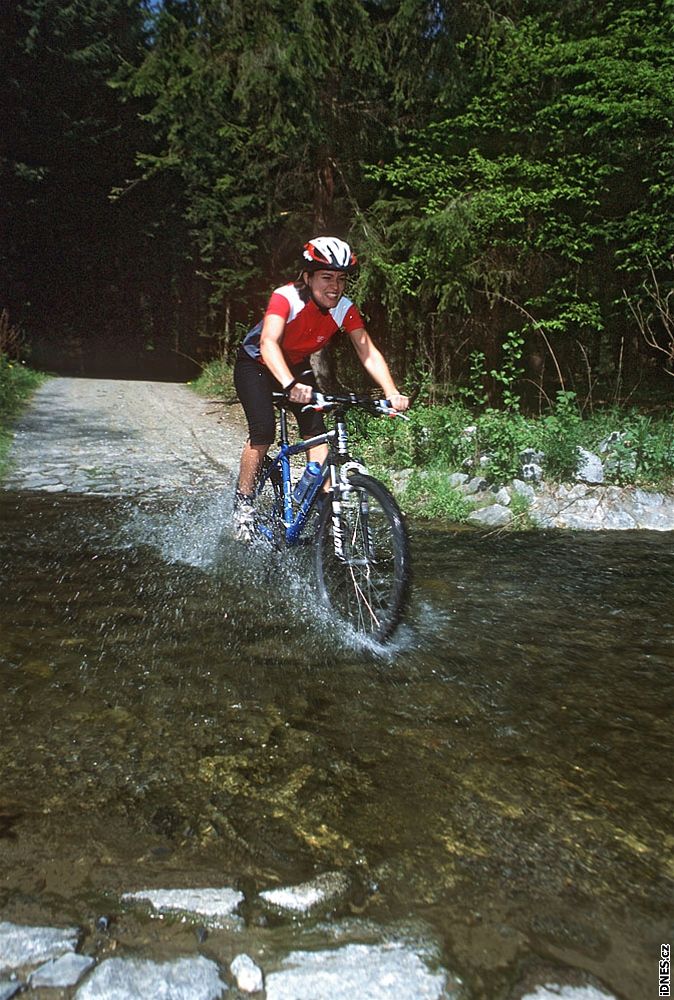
left=283, top=378, right=298, bottom=395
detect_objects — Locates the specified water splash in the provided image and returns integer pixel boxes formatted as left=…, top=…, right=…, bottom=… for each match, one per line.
left=118, top=490, right=419, bottom=659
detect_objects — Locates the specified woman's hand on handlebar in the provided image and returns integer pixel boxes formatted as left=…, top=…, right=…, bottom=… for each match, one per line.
left=388, top=393, right=409, bottom=413
left=286, top=382, right=314, bottom=405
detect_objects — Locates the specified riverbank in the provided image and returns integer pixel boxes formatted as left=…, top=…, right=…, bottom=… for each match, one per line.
left=389, top=468, right=674, bottom=531
left=190, top=365, right=674, bottom=531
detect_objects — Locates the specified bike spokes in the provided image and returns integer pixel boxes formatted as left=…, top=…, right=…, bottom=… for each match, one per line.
left=314, top=474, right=410, bottom=641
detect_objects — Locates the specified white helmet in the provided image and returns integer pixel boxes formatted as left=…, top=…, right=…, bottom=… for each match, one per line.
left=302, top=237, right=358, bottom=272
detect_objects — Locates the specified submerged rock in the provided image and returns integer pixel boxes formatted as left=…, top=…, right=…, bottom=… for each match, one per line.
left=29, top=952, right=95, bottom=988
left=0, top=921, right=79, bottom=974
left=74, top=956, right=226, bottom=1000
left=259, top=871, right=351, bottom=916
left=519, top=985, right=616, bottom=999
left=265, top=942, right=452, bottom=1000
left=122, top=887, right=243, bottom=923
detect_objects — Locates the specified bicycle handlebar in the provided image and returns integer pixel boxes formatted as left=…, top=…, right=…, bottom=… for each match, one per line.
left=271, top=389, right=409, bottom=419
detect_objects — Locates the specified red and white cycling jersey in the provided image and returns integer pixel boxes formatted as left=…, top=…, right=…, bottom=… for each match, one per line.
left=241, top=283, right=365, bottom=366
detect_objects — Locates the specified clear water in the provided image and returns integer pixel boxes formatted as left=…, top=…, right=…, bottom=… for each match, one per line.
left=1, top=490, right=672, bottom=998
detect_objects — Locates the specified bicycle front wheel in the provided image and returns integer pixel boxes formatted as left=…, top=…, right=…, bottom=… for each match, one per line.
left=314, top=473, right=411, bottom=641
left=254, top=456, right=285, bottom=547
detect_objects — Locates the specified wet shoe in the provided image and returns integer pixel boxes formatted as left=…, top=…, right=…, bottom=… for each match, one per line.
left=233, top=496, right=256, bottom=542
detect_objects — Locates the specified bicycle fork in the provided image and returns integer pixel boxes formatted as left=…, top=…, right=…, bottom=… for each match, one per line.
left=329, top=484, right=375, bottom=565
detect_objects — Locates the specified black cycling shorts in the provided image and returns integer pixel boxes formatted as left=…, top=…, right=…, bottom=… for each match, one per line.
left=233, top=349, right=326, bottom=446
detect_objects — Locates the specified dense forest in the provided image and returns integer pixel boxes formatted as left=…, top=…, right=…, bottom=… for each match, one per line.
left=2, top=0, right=673, bottom=407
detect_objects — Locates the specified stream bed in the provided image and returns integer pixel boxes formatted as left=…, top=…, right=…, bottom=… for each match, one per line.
left=1, top=490, right=672, bottom=999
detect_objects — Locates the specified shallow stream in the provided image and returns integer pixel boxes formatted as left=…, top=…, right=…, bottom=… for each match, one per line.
left=1, top=491, right=672, bottom=998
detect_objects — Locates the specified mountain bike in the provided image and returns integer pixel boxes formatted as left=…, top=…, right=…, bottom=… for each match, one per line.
left=252, top=390, right=411, bottom=642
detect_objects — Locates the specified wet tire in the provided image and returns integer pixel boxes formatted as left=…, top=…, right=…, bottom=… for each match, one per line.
left=254, top=456, right=285, bottom=547
left=314, top=473, right=411, bottom=641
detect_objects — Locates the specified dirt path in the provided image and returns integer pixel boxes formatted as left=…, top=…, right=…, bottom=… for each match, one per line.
left=2, top=377, right=246, bottom=496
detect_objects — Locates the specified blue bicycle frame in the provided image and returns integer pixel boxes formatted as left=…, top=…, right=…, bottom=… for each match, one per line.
left=256, top=394, right=343, bottom=545
left=255, top=389, right=402, bottom=548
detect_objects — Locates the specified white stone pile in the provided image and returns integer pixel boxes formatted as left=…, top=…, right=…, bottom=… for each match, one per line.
left=0, top=876, right=619, bottom=999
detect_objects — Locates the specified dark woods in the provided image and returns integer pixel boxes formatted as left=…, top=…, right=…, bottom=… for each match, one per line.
left=2, top=0, right=673, bottom=407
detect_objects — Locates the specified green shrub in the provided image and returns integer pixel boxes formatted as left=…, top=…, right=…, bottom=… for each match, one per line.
left=473, top=408, right=531, bottom=483
left=0, top=353, right=46, bottom=474
left=350, top=389, right=674, bottom=494
left=189, top=358, right=236, bottom=399
left=0, top=354, right=44, bottom=422
left=400, top=471, right=472, bottom=522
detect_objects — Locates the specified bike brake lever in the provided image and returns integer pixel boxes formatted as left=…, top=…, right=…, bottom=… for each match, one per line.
left=376, top=400, right=410, bottom=421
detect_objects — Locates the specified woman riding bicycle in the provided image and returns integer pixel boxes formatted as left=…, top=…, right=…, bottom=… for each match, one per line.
left=233, top=236, right=409, bottom=541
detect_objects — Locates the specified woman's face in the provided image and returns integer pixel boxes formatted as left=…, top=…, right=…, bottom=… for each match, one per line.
left=304, top=269, right=347, bottom=310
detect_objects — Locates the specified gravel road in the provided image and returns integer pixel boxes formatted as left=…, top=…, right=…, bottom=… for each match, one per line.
left=3, top=377, right=246, bottom=496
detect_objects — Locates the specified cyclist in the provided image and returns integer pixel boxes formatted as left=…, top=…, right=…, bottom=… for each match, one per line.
left=233, top=236, right=409, bottom=540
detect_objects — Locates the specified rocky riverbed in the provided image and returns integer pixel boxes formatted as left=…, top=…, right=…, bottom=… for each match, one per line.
left=0, top=876, right=619, bottom=999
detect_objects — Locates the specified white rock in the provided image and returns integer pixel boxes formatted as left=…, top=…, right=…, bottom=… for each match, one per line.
left=521, top=462, right=544, bottom=482
left=122, top=887, right=243, bottom=922
left=74, top=956, right=226, bottom=1000
left=575, top=448, right=604, bottom=484
left=260, top=872, right=350, bottom=915
left=467, top=504, right=513, bottom=528
left=463, top=476, right=488, bottom=495
left=0, top=981, right=21, bottom=1000
left=448, top=473, right=469, bottom=487
left=634, top=488, right=664, bottom=506
left=520, top=984, right=616, bottom=1000
left=0, top=922, right=79, bottom=974
left=520, top=448, right=545, bottom=464
left=265, top=942, right=451, bottom=1000
left=30, top=953, right=95, bottom=988
left=231, top=953, right=264, bottom=993
left=389, top=469, right=413, bottom=492
left=598, top=430, right=623, bottom=453
left=512, top=479, right=535, bottom=500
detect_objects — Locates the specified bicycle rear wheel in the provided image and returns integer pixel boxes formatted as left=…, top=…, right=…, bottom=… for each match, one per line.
left=314, top=473, right=411, bottom=641
left=254, top=456, right=285, bottom=546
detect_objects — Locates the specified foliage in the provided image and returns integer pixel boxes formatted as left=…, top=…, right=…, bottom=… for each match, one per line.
left=3, top=0, right=674, bottom=408
left=399, top=471, right=473, bottom=522
left=0, top=352, right=45, bottom=473
left=346, top=389, right=674, bottom=492
left=122, top=0, right=461, bottom=315
left=509, top=490, right=535, bottom=531
left=0, top=354, right=44, bottom=422
left=189, top=356, right=236, bottom=399
left=1, top=0, right=164, bottom=361
left=360, top=0, right=674, bottom=400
